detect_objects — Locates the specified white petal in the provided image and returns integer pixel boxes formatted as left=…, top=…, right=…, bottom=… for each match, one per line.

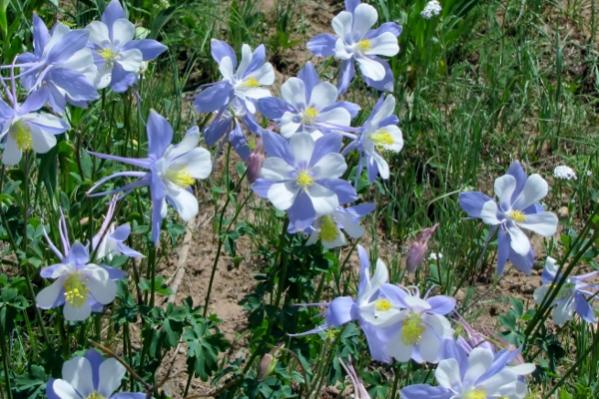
left=322, top=228, right=347, bottom=249
left=87, top=21, right=110, bottom=45
left=51, top=379, right=81, bottom=399
left=2, top=136, right=22, bottom=165
left=507, top=225, right=531, bottom=255
left=170, top=148, right=212, bottom=180
left=62, top=357, right=94, bottom=396
left=388, top=333, right=414, bottom=362
left=36, top=278, right=65, bottom=309
left=281, top=78, right=307, bottom=109
left=306, top=183, right=339, bottom=215
left=165, top=185, right=198, bottom=221
left=310, top=153, right=347, bottom=179
left=247, top=63, right=275, bottom=86
left=480, top=200, right=500, bottom=225
left=517, top=212, right=558, bottom=236
left=218, top=56, right=235, bottom=80
left=95, top=63, right=113, bottom=89
left=64, top=301, right=92, bottom=321
left=352, top=4, right=378, bottom=38
left=533, top=285, right=550, bottom=305
left=111, top=18, right=135, bottom=45
left=494, top=174, right=517, bottom=206
left=267, top=182, right=298, bottom=210
left=240, top=87, right=271, bottom=100
left=370, top=259, right=389, bottom=288
left=463, top=347, right=494, bottom=386
left=373, top=152, right=390, bottom=179
left=552, top=299, right=574, bottom=326
left=29, top=128, right=57, bottom=154
left=84, top=265, right=116, bottom=305
left=370, top=95, right=395, bottom=126
left=316, top=108, right=351, bottom=128
left=260, top=157, right=295, bottom=180
left=365, top=32, right=399, bottom=56
left=289, top=133, right=314, bottom=165
left=418, top=314, right=450, bottom=362
left=435, top=358, right=461, bottom=389
left=332, top=11, right=353, bottom=38
left=310, top=82, right=338, bottom=109
left=117, top=48, right=143, bottom=72
left=509, top=363, right=536, bottom=376
left=98, top=358, right=126, bottom=396
left=236, top=44, right=253, bottom=76
left=356, top=56, right=386, bottom=81
left=512, top=174, right=549, bottom=210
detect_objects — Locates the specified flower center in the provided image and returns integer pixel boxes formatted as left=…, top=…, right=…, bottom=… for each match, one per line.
left=9, top=121, right=32, bottom=151
left=296, top=170, right=314, bottom=188
left=508, top=210, right=526, bottom=223
left=303, top=106, right=319, bottom=123
left=240, top=76, right=260, bottom=88
left=374, top=298, right=393, bottom=312
left=356, top=39, right=372, bottom=51
left=319, top=216, right=338, bottom=242
left=401, top=313, right=425, bottom=345
left=371, top=129, right=395, bottom=147
left=64, top=273, right=88, bottom=308
left=99, top=48, right=117, bottom=62
left=464, top=389, right=487, bottom=399
left=86, top=392, right=107, bottom=399
left=165, top=168, right=195, bottom=188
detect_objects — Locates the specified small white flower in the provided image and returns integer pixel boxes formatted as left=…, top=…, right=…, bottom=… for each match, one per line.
left=429, top=252, right=443, bottom=261
left=553, top=165, right=577, bottom=180
left=421, top=0, right=442, bottom=19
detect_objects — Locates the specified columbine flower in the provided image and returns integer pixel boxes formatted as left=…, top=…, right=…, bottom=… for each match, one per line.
left=87, top=110, right=212, bottom=243
left=91, top=196, right=143, bottom=261
left=304, top=203, right=375, bottom=249
left=257, top=62, right=359, bottom=138
left=307, top=0, right=401, bottom=93
left=401, top=341, right=535, bottom=399
left=0, top=90, right=68, bottom=165
left=406, top=224, right=438, bottom=273
left=352, top=94, right=403, bottom=181
left=421, top=0, right=442, bottom=19
left=252, top=132, right=357, bottom=230
left=194, top=39, right=274, bottom=158
left=46, top=349, right=145, bottom=399
left=14, top=15, right=98, bottom=113
left=87, top=0, right=167, bottom=92
left=35, top=214, right=124, bottom=321
left=459, top=161, right=559, bottom=274
left=291, top=245, right=406, bottom=363
left=383, top=286, right=454, bottom=363
left=533, top=256, right=597, bottom=326
left=553, top=164, right=577, bottom=180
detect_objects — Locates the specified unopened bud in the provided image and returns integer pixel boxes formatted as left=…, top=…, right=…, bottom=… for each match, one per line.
left=246, top=137, right=264, bottom=183
left=258, top=353, right=276, bottom=379
left=405, top=224, right=438, bottom=273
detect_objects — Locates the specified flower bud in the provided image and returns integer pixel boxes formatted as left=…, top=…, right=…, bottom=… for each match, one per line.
left=258, top=353, right=276, bottom=380
left=405, top=224, right=438, bottom=273
left=246, top=137, right=264, bottom=183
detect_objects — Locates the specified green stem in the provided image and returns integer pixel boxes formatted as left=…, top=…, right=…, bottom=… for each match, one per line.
left=0, top=323, right=12, bottom=399
left=273, top=219, right=290, bottom=308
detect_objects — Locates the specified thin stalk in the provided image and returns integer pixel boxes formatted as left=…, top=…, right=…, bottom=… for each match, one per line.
left=0, top=323, right=12, bottom=399
left=273, top=219, right=290, bottom=308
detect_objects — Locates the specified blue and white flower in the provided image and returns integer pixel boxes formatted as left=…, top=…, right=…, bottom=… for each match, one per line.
left=303, top=203, right=374, bottom=249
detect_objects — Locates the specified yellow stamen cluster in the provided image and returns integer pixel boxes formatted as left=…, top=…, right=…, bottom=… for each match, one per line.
left=296, top=170, right=314, bottom=188
left=10, top=121, right=32, bottom=151
left=166, top=168, right=195, bottom=188
left=508, top=210, right=526, bottom=223
left=86, top=393, right=107, bottom=399
left=319, top=216, right=338, bottom=242
left=401, top=313, right=425, bottom=345
left=464, top=389, right=487, bottom=399
left=370, top=129, right=395, bottom=147
left=241, top=77, right=260, bottom=88
left=356, top=39, right=372, bottom=51
left=374, top=298, right=393, bottom=312
left=303, top=106, right=319, bottom=123
left=64, top=274, right=88, bottom=308
left=99, top=48, right=117, bottom=62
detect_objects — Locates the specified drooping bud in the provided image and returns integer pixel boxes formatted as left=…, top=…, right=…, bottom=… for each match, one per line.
left=405, top=224, right=438, bottom=273
left=246, top=137, right=264, bottom=183
left=258, top=352, right=277, bottom=380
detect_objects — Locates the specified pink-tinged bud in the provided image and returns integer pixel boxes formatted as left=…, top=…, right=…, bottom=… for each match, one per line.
left=405, top=224, right=438, bottom=273
left=246, top=137, right=264, bottom=183
left=339, top=358, right=370, bottom=399
left=258, top=352, right=276, bottom=380
left=455, top=313, right=494, bottom=353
